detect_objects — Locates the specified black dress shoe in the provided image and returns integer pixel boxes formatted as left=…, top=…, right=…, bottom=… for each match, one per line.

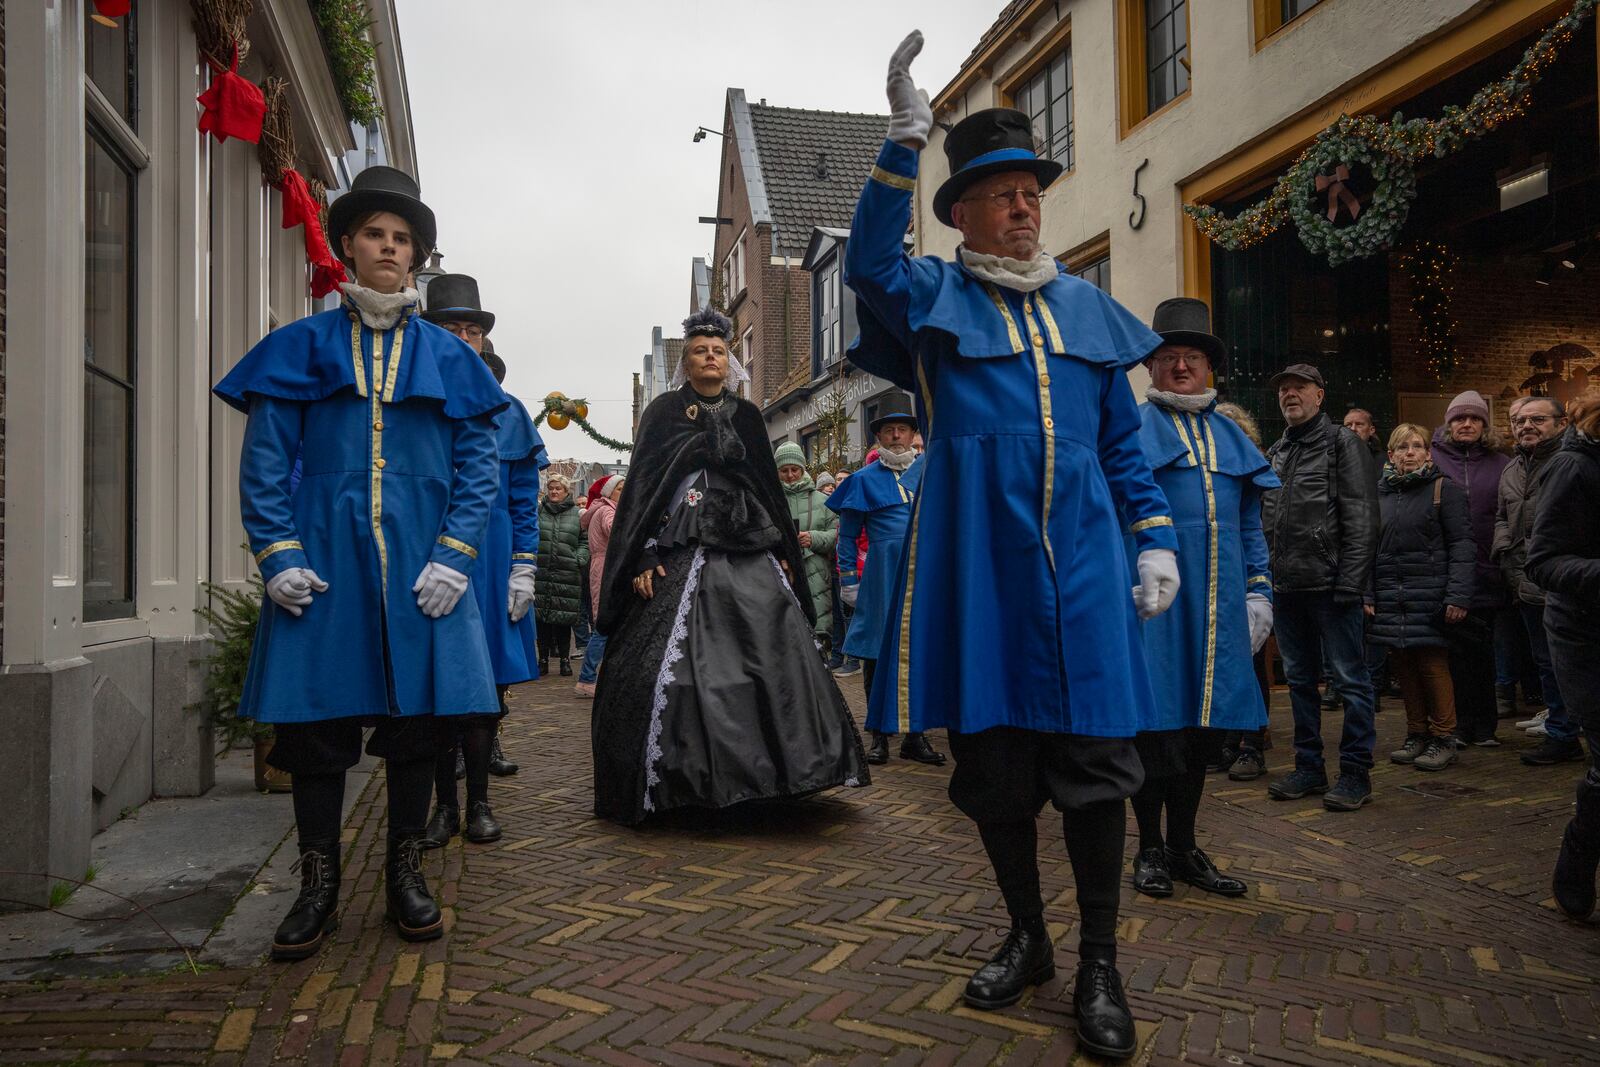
left=420, top=804, right=459, bottom=850
left=559, top=657, right=573, bottom=677
left=488, top=735, right=518, bottom=777
left=866, top=733, right=890, bottom=765
left=1553, top=822, right=1599, bottom=920
left=271, top=844, right=340, bottom=961
left=385, top=836, right=443, bottom=942
left=464, top=800, right=503, bottom=843
left=538, top=657, right=549, bottom=676
left=1165, top=846, right=1247, bottom=897
left=962, top=924, right=1055, bottom=1010
left=1073, top=960, right=1136, bottom=1060
left=899, top=732, right=947, bottom=766
left=1131, top=846, right=1173, bottom=897
left=454, top=748, right=466, bottom=780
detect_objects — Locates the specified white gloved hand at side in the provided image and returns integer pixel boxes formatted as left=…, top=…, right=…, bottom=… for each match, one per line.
left=840, top=580, right=860, bottom=608
left=413, top=561, right=469, bottom=619
left=265, top=567, right=328, bottom=617
left=1132, top=548, right=1180, bottom=620
left=886, top=30, right=933, bottom=149
left=1246, top=592, right=1274, bottom=653
left=507, top=563, right=536, bottom=623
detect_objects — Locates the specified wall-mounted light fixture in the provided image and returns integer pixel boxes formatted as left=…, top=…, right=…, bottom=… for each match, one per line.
left=1498, top=160, right=1550, bottom=212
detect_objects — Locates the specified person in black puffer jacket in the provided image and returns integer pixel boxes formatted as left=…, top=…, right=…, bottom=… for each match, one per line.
left=1367, top=424, right=1475, bottom=773
left=535, top=475, right=590, bottom=676
left=1525, top=398, right=1600, bottom=921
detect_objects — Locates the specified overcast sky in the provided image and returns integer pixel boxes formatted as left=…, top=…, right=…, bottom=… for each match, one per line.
left=394, top=0, right=1001, bottom=463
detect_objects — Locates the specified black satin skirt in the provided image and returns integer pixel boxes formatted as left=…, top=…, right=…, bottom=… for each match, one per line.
left=592, top=544, right=869, bottom=825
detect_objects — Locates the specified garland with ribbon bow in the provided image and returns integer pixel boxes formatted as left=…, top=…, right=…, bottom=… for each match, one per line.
left=258, top=78, right=348, bottom=297
left=191, top=0, right=264, bottom=144
left=529, top=394, right=634, bottom=453
left=1184, top=0, right=1595, bottom=266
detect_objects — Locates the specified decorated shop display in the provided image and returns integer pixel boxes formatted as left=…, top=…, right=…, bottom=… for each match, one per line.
left=1185, top=0, right=1596, bottom=266
left=533, top=392, right=633, bottom=453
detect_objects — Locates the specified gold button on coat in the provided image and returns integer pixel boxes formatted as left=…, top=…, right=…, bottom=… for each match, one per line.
left=374, top=420, right=384, bottom=430
left=375, top=458, right=386, bottom=469
left=1032, top=334, right=1044, bottom=347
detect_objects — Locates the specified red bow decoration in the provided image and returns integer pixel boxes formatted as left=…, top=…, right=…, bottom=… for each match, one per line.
left=93, top=0, right=132, bottom=18
left=274, top=169, right=348, bottom=298
left=1314, top=164, right=1362, bottom=223
left=197, top=51, right=265, bottom=144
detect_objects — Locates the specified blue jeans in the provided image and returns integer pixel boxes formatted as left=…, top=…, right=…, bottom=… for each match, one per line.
left=573, top=586, right=592, bottom=655
left=1274, top=591, right=1378, bottom=775
left=578, top=632, right=608, bottom=685
left=1522, top=602, right=1576, bottom=742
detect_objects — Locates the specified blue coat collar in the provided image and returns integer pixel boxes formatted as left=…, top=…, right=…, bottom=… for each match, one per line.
left=1138, top=402, right=1279, bottom=489
left=826, top=455, right=924, bottom=515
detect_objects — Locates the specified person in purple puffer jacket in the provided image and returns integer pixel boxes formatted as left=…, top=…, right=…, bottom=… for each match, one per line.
left=1430, top=390, right=1511, bottom=745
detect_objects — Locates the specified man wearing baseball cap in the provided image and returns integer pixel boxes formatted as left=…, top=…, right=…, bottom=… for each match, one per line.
left=1260, top=363, right=1380, bottom=811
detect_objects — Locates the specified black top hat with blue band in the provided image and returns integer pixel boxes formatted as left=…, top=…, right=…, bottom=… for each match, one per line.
left=325, top=165, right=436, bottom=271
left=933, top=108, right=1063, bottom=227
left=421, top=273, right=495, bottom=334
left=869, top=391, right=919, bottom=435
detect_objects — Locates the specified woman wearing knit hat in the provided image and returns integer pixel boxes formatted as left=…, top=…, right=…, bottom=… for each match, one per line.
left=574, top=475, right=624, bottom=697
left=775, top=442, right=840, bottom=649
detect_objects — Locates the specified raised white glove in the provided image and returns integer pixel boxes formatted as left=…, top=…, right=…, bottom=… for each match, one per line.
left=1246, top=592, right=1273, bottom=654
left=840, top=581, right=860, bottom=608
left=265, top=567, right=328, bottom=617
left=886, top=31, right=933, bottom=150
left=1132, top=548, right=1180, bottom=621
left=413, top=561, right=469, bottom=619
left=508, top=564, right=536, bottom=623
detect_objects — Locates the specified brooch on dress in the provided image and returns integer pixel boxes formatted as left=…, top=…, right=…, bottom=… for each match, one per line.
left=685, top=403, right=698, bottom=421
left=685, top=488, right=704, bottom=508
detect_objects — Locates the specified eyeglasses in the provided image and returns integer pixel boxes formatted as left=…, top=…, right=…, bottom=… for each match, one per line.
left=960, top=187, right=1044, bottom=210
left=1511, top=414, right=1556, bottom=427
left=442, top=323, right=485, bottom=340
left=1151, top=351, right=1209, bottom=368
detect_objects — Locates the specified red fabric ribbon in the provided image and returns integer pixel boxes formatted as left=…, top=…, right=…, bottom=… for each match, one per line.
left=273, top=169, right=348, bottom=298
left=1314, top=164, right=1362, bottom=223
left=196, top=52, right=265, bottom=144
left=94, top=0, right=133, bottom=18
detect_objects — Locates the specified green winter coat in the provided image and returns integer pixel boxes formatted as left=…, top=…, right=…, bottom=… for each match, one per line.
left=781, top=473, right=839, bottom=637
left=535, top=497, right=589, bottom=627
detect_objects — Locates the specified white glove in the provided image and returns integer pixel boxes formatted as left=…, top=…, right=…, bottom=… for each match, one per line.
left=413, top=561, right=469, bottom=619
left=265, top=568, right=328, bottom=617
left=1246, top=592, right=1273, bottom=654
left=507, top=564, right=536, bottom=623
left=1132, top=548, right=1180, bottom=621
left=886, top=31, right=933, bottom=150
left=840, top=581, right=860, bottom=608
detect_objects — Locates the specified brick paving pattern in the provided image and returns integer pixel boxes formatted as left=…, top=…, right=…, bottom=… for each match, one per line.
left=2, top=677, right=1598, bottom=1065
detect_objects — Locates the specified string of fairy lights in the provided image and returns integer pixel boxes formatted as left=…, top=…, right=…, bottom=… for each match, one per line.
left=1397, top=241, right=1460, bottom=380
left=1184, top=0, right=1596, bottom=265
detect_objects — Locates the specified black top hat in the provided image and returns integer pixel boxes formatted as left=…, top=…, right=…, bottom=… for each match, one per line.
left=869, top=391, right=919, bottom=435
left=422, top=273, right=495, bottom=333
left=325, top=165, right=436, bottom=271
left=934, top=108, right=1064, bottom=227
left=482, top=350, right=507, bottom=385
left=1150, top=298, right=1227, bottom=370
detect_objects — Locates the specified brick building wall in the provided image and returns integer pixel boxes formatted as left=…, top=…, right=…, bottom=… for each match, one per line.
left=1389, top=252, right=1600, bottom=429
left=756, top=257, right=811, bottom=402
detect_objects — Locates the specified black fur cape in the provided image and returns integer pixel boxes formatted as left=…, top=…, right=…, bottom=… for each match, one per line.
left=595, top=385, right=810, bottom=635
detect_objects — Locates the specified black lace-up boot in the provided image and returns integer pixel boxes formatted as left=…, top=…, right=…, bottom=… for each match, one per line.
left=271, top=843, right=340, bottom=961
left=385, top=835, right=443, bottom=942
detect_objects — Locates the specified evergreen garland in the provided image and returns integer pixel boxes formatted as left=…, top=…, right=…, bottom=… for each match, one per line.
left=1184, top=0, right=1595, bottom=265
left=309, top=0, right=385, bottom=126
left=530, top=395, right=634, bottom=453
left=194, top=575, right=273, bottom=747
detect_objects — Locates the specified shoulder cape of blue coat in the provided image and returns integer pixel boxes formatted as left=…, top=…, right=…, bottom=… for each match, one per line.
left=497, top=394, right=549, bottom=464
left=825, top=456, right=924, bottom=515
left=1138, top=401, right=1281, bottom=489
left=214, top=306, right=506, bottom=421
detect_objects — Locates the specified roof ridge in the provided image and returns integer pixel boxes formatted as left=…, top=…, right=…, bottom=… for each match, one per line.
left=748, top=102, right=890, bottom=120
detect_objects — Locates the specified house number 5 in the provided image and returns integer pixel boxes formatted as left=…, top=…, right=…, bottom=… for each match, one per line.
left=1129, top=159, right=1149, bottom=231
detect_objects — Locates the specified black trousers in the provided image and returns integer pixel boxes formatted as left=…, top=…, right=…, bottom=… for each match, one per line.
left=1545, top=600, right=1600, bottom=847
left=267, top=716, right=440, bottom=850
left=538, top=623, right=573, bottom=661
left=1447, top=607, right=1500, bottom=743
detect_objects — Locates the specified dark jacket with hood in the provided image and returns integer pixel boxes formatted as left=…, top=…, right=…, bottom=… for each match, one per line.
left=535, top=495, right=589, bottom=627
left=1262, top=412, right=1379, bottom=598
left=1430, top=427, right=1511, bottom=608
left=1525, top=429, right=1600, bottom=616
left=1368, top=466, right=1475, bottom=648
left=1494, top=434, right=1564, bottom=606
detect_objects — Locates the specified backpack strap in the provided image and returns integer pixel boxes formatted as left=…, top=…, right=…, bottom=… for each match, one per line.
left=1433, top=477, right=1443, bottom=509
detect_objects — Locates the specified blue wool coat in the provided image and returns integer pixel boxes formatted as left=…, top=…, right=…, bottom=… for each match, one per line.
left=825, top=457, right=925, bottom=664
left=844, top=139, right=1177, bottom=738
left=1133, top=402, right=1278, bottom=732
left=214, top=304, right=507, bottom=724
left=471, top=395, right=549, bottom=687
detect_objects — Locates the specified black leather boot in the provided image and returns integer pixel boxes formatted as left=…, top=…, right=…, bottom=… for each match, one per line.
left=385, top=836, right=443, bottom=942
left=1131, top=846, right=1173, bottom=897
left=420, top=804, right=459, bottom=850
left=899, top=732, right=947, bottom=766
left=538, top=656, right=549, bottom=676
left=464, top=800, right=502, bottom=843
left=488, top=733, right=518, bottom=777
left=453, top=747, right=466, bottom=781
left=866, top=733, right=890, bottom=765
left=559, top=657, right=573, bottom=677
left=1165, top=846, right=1247, bottom=896
left=1073, top=960, right=1137, bottom=1060
left=962, top=921, right=1055, bottom=1010
left=271, top=843, right=340, bottom=961
left=1553, top=822, right=1599, bottom=920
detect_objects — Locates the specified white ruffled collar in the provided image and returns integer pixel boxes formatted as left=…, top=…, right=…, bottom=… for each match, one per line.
left=1146, top=386, right=1218, bottom=413
left=958, top=245, right=1058, bottom=293
left=339, top=282, right=419, bottom=331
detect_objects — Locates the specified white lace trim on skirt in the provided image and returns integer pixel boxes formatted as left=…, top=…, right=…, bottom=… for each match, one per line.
left=641, top=546, right=706, bottom=812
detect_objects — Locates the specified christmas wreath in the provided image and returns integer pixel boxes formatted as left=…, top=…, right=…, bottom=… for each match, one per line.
left=1290, top=119, right=1418, bottom=267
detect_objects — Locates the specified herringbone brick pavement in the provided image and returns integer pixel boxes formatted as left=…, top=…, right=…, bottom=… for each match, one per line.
left=2, top=675, right=1597, bottom=1065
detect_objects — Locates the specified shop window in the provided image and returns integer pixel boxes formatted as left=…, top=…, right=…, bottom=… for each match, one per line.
left=1256, top=0, right=1326, bottom=43
left=1013, top=46, right=1074, bottom=170
left=1117, top=0, right=1190, bottom=132
left=83, top=125, right=138, bottom=621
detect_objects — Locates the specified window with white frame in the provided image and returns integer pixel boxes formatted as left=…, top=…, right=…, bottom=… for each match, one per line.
left=724, top=230, right=747, bottom=298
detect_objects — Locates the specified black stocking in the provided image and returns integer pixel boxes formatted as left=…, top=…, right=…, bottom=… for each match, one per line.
left=433, top=743, right=459, bottom=811
left=461, top=718, right=494, bottom=807
left=1129, top=776, right=1167, bottom=852
left=975, top=820, right=1046, bottom=933
left=291, top=772, right=344, bottom=851
left=386, top=757, right=435, bottom=839
left=1063, top=800, right=1124, bottom=966
left=1164, top=763, right=1207, bottom=853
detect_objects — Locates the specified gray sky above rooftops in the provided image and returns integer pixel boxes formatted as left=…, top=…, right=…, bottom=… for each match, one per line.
left=396, top=0, right=1000, bottom=462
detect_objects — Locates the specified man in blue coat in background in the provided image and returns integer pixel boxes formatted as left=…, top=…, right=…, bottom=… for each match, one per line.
left=826, top=395, right=944, bottom=766
left=843, top=32, right=1180, bottom=1061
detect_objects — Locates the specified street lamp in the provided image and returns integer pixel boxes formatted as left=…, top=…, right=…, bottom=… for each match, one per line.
left=692, top=126, right=724, bottom=143
left=415, top=249, right=445, bottom=301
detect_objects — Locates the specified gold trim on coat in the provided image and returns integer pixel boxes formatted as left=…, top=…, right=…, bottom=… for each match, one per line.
left=1187, top=412, right=1221, bottom=728
left=369, top=328, right=389, bottom=591
left=870, top=165, right=917, bottom=192
left=254, top=540, right=303, bottom=564
left=437, top=535, right=478, bottom=560
left=350, top=317, right=368, bottom=399
left=1129, top=515, right=1174, bottom=533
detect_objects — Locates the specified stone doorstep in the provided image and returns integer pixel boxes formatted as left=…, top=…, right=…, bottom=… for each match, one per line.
left=0, top=748, right=377, bottom=981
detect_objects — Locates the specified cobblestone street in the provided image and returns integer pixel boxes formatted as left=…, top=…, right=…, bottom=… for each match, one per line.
left=3, top=675, right=1598, bottom=1066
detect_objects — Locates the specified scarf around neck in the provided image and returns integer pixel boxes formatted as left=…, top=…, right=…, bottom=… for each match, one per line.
left=1383, top=461, right=1436, bottom=489
left=958, top=245, right=1058, bottom=293
left=1146, top=386, right=1218, bottom=413
left=339, top=282, right=419, bottom=331
left=878, top=446, right=916, bottom=473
